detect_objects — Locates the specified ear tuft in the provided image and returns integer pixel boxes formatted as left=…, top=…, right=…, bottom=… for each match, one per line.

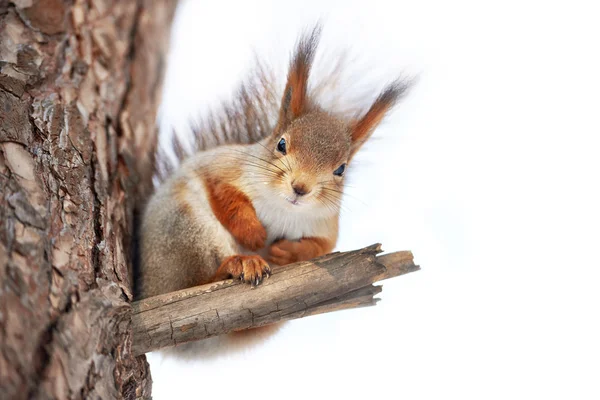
left=276, top=24, right=322, bottom=132
left=351, top=78, right=413, bottom=154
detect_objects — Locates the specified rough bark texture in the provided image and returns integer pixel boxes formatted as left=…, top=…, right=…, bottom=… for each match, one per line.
left=0, top=1, right=177, bottom=399
left=131, top=245, right=419, bottom=356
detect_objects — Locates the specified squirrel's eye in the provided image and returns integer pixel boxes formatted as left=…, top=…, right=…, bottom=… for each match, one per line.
left=333, top=163, right=346, bottom=177
left=277, top=138, right=287, bottom=154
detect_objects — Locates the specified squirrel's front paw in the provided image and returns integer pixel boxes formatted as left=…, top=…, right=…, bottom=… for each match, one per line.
left=219, top=255, right=271, bottom=287
left=268, top=239, right=301, bottom=265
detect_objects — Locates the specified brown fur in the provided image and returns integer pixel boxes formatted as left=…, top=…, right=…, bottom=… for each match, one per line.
left=204, top=176, right=267, bottom=251
left=138, top=183, right=222, bottom=297
left=281, top=111, right=350, bottom=169
left=172, top=180, right=193, bottom=215
left=350, top=81, right=410, bottom=156
left=268, top=237, right=335, bottom=265
left=275, top=25, right=321, bottom=134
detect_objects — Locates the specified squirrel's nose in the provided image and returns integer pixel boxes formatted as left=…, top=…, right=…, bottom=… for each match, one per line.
left=292, top=183, right=309, bottom=196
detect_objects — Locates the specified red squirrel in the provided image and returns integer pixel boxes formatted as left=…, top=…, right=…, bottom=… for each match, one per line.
left=137, top=25, right=410, bottom=299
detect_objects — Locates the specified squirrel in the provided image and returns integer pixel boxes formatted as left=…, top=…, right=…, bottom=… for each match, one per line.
left=137, top=25, right=411, bottom=300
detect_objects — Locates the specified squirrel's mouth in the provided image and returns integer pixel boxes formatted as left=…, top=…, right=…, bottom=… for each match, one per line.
left=285, top=197, right=301, bottom=206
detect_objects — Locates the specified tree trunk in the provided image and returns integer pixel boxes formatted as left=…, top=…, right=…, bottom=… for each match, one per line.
left=0, top=1, right=177, bottom=398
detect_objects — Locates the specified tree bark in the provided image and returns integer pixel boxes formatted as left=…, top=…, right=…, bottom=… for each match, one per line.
left=0, top=1, right=177, bottom=399
left=131, top=245, right=419, bottom=356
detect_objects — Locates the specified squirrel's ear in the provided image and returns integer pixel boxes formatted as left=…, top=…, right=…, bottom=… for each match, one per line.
left=275, top=25, right=321, bottom=133
left=350, top=80, right=411, bottom=156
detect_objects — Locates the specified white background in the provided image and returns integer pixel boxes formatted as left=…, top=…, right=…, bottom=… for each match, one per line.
left=149, top=0, right=600, bottom=399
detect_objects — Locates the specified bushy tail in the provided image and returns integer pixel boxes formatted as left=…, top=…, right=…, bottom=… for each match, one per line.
left=154, top=58, right=280, bottom=181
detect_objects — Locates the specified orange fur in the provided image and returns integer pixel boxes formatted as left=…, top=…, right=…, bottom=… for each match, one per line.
left=288, top=56, right=311, bottom=118
left=172, top=180, right=193, bottom=215
left=204, top=177, right=267, bottom=251
left=351, top=81, right=409, bottom=156
left=213, top=255, right=271, bottom=286
left=352, top=102, right=390, bottom=144
left=275, top=25, right=321, bottom=133
left=268, top=236, right=334, bottom=265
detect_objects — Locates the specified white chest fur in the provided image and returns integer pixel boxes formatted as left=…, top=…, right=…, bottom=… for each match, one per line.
left=253, top=196, right=318, bottom=243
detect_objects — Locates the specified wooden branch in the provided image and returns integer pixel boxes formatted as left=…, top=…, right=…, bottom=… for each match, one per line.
left=131, top=244, right=419, bottom=355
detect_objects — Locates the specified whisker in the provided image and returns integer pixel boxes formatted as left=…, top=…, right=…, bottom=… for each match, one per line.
left=321, top=187, right=367, bottom=206
left=224, top=155, right=277, bottom=169
left=230, top=149, right=287, bottom=175
left=316, top=197, right=336, bottom=214
left=315, top=193, right=338, bottom=213
left=220, top=156, right=281, bottom=178
left=321, top=192, right=352, bottom=214
left=320, top=187, right=344, bottom=195
left=318, top=192, right=350, bottom=214
left=318, top=190, right=341, bottom=205
left=317, top=180, right=346, bottom=190
left=254, top=140, right=293, bottom=173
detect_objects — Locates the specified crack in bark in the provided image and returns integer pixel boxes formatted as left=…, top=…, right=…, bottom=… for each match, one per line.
left=90, top=151, right=104, bottom=288
left=115, top=0, right=143, bottom=139
left=133, top=280, right=238, bottom=314
left=28, top=292, right=76, bottom=399
left=168, top=316, right=175, bottom=346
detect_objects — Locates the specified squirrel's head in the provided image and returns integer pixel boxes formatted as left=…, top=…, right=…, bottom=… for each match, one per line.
left=256, top=25, right=410, bottom=211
